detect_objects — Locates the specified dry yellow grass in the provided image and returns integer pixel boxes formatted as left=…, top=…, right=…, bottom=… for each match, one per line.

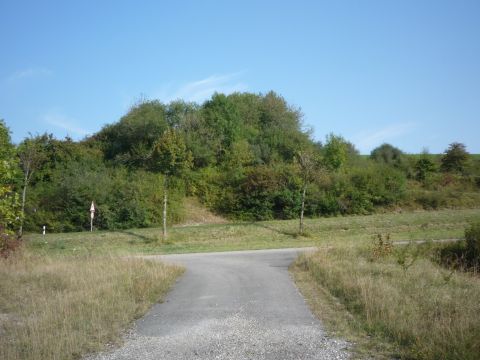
left=0, top=253, right=183, bottom=360
left=294, top=246, right=480, bottom=359
left=178, top=197, right=227, bottom=226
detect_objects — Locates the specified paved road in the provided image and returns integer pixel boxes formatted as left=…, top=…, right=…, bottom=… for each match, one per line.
left=90, top=248, right=351, bottom=360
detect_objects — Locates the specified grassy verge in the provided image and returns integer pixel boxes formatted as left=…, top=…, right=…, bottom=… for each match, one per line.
left=292, top=245, right=480, bottom=359
left=0, top=253, right=184, bottom=360
left=25, top=208, right=480, bottom=255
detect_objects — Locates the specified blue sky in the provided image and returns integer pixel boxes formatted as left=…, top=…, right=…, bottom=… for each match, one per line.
left=1, top=0, right=479, bottom=153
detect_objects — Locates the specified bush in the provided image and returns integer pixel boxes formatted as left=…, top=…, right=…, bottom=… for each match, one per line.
left=436, top=221, right=480, bottom=271
left=0, top=226, right=22, bottom=258
left=465, top=220, right=480, bottom=261
left=414, top=191, right=448, bottom=210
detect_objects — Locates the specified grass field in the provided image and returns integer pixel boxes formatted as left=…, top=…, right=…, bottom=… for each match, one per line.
left=292, top=239, right=480, bottom=359
left=4, top=208, right=480, bottom=360
left=0, top=254, right=183, bottom=360
left=25, top=208, right=480, bottom=255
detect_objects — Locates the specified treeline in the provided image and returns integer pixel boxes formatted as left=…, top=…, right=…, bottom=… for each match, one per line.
left=1, top=91, right=480, bottom=233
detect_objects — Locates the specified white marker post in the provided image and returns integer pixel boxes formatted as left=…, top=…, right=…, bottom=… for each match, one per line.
left=42, top=225, right=46, bottom=236
left=90, top=201, right=95, bottom=232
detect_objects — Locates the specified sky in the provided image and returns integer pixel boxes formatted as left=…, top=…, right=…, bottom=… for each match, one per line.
left=1, top=0, right=479, bottom=154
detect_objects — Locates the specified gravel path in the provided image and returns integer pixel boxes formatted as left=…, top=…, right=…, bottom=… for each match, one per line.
left=88, top=248, right=351, bottom=360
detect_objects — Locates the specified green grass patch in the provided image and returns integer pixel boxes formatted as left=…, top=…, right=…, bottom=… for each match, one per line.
left=24, top=208, right=480, bottom=256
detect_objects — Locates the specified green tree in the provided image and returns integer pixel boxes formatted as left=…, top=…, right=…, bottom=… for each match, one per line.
left=150, top=129, right=193, bottom=239
left=440, top=142, right=469, bottom=174
left=96, top=100, right=168, bottom=167
left=415, top=151, right=437, bottom=182
left=201, top=93, right=241, bottom=162
left=323, top=134, right=348, bottom=171
left=0, top=120, right=20, bottom=233
left=17, top=136, right=47, bottom=235
left=370, top=143, right=404, bottom=167
left=259, top=91, right=309, bottom=163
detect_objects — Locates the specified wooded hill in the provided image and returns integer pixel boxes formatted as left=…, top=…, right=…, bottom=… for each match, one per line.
left=2, top=91, right=480, bottom=233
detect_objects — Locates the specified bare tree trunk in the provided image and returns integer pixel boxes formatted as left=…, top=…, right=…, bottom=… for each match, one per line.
left=163, top=177, right=168, bottom=241
left=19, top=170, right=29, bottom=237
left=299, top=182, right=307, bottom=235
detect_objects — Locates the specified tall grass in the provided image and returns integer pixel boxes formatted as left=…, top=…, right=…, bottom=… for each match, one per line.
left=296, top=246, right=480, bottom=359
left=0, top=253, right=183, bottom=360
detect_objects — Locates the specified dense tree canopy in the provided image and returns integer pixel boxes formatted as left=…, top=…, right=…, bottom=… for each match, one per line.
left=440, top=142, right=469, bottom=173
left=1, top=92, right=478, bottom=233
left=95, top=100, right=169, bottom=167
left=0, top=120, right=20, bottom=232
left=370, top=143, right=404, bottom=167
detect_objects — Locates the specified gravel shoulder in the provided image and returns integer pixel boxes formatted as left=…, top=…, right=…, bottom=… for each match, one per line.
left=88, top=248, right=351, bottom=360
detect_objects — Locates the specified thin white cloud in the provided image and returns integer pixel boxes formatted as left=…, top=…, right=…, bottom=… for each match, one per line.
left=43, top=111, right=90, bottom=137
left=353, top=122, right=416, bottom=153
left=156, top=72, right=248, bottom=103
left=6, top=67, right=52, bottom=82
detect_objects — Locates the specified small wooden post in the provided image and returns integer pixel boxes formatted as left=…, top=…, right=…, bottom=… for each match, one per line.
left=90, top=201, right=95, bottom=232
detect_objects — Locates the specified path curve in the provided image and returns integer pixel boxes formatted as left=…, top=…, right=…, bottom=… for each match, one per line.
left=89, top=248, right=351, bottom=360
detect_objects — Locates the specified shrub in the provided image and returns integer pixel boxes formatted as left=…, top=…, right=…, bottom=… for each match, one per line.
left=370, top=143, right=404, bottom=167
left=370, top=233, right=393, bottom=260
left=440, top=142, right=469, bottom=174
left=0, top=226, right=22, bottom=258
left=414, top=191, right=447, bottom=210
left=465, top=220, right=480, bottom=261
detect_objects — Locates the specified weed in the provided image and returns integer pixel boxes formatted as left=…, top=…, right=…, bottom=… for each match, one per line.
left=394, top=243, right=419, bottom=272
left=0, top=227, right=22, bottom=258
left=370, top=233, right=393, bottom=260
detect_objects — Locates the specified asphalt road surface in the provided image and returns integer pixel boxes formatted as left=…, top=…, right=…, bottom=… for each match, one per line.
left=90, top=248, right=351, bottom=360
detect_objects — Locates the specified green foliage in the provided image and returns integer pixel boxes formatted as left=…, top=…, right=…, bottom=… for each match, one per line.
left=465, top=220, right=480, bottom=261
left=0, top=159, right=21, bottom=231
left=201, top=93, right=242, bottom=160
left=436, top=221, right=480, bottom=271
left=370, top=143, right=404, bottom=167
left=415, top=154, right=437, bottom=182
left=322, top=133, right=348, bottom=171
left=3, top=91, right=479, bottom=233
left=24, top=163, right=185, bottom=232
left=150, top=128, right=193, bottom=177
left=440, top=142, right=470, bottom=174
left=0, top=119, right=14, bottom=159
left=342, top=165, right=406, bottom=212
left=0, top=120, right=20, bottom=232
left=0, top=227, right=22, bottom=258
left=96, top=100, right=168, bottom=167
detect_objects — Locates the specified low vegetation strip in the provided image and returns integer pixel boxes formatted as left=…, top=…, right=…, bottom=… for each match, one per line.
left=25, top=208, right=480, bottom=255
left=0, top=254, right=184, bottom=360
left=293, top=246, right=480, bottom=360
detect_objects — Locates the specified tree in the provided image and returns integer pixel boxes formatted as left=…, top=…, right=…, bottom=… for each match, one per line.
left=323, top=134, right=348, bottom=171
left=415, top=150, right=437, bottom=182
left=17, top=136, right=46, bottom=236
left=370, top=143, right=404, bottom=167
left=440, top=142, right=469, bottom=174
left=0, top=120, right=20, bottom=233
left=150, top=129, right=193, bottom=240
left=295, top=150, right=320, bottom=235
left=96, top=100, right=168, bottom=167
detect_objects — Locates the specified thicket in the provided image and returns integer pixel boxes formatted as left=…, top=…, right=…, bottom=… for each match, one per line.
left=1, top=92, right=480, bottom=233
left=438, top=220, right=480, bottom=271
